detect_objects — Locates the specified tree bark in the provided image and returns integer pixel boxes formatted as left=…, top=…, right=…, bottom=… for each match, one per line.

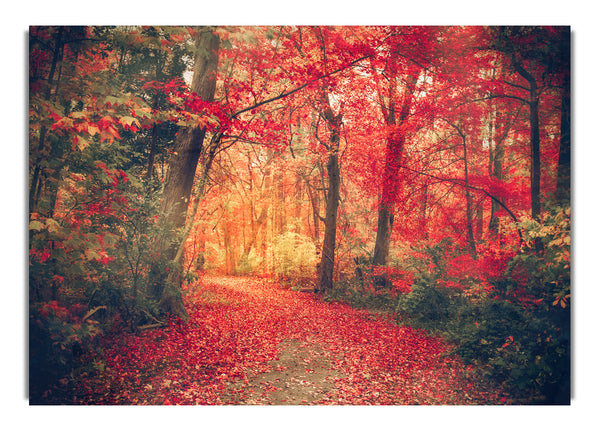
left=307, top=178, right=321, bottom=244
left=30, top=27, right=64, bottom=215
left=373, top=203, right=394, bottom=267
left=147, top=94, right=161, bottom=179
left=419, top=182, right=428, bottom=239
left=372, top=62, right=418, bottom=267
left=461, top=130, right=477, bottom=256
left=373, top=124, right=403, bottom=267
left=475, top=201, right=483, bottom=241
left=512, top=60, right=543, bottom=253
left=150, top=28, right=220, bottom=319
left=317, top=150, right=341, bottom=293
left=316, top=94, right=342, bottom=294
left=556, top=71, right=570, bottom=204
left=488, top=103, right=523, bottom=236
left=488, top=135, right=505, bottom=235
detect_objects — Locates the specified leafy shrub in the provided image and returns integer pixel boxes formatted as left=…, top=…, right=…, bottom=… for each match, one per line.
left=272, top=232, right=318, bottom=287
left=235, top=248, right=264, bottom=276
left=28, top=159, right=172, bottom=401
left=325, top=256, right=415, bottom=313
left=325, top=228, right=570, bottom=404
left=393, top=214, right=571, bottom=404
left=29, top=301, right=102, bottom=403
left=327, top=278, right=396, bottom=311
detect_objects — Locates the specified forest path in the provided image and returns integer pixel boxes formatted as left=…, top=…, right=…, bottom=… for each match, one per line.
left=223, top=338, right=347, bottom=405
left=75, top=275, right=504, bottom=405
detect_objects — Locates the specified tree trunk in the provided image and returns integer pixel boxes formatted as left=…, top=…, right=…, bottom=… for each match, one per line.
left=372, top=63, right=418, bottom=267
left=556, top=72, right=570, bottom=204
left=316, top=93, right=342, bottom=294
left=513, top=61, right=543, bottom=252
left=488, top=137, right=505, bottom=236
left=419, top=182, right=428, bottom=239
left=30, top=27, right=64, bottom=215
left=528, top=89, right=543, bottom=252
left=461, top=132, right=477, bottom=256
left=529, top=97, right=541, bottom=220
left=147, top=123, right=158, bottom=179
left=372, top=128, right=403, bottom=267
left=475, top=201, right=483, bottom=241
left=304, top=176, right=321, bottom=244
left=150, top=28, right=220, bottom=319
left=29, top=27, right=64, bottom=213
left=373, top=203, right=394, bottom=267
left=223, top=222, right=235, bottom=274
left=487, top=103, right=522, bottom=236
left=274, top=165, right=285, bottom=235
left=317, top=150, right=341, bottom=293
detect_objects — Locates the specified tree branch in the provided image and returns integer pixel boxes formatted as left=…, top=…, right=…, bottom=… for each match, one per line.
left=401, top=165, right=523, bottom=243
left=472, top=94, right=530, bottom=105
left=230, top=55, right=370, bottom=119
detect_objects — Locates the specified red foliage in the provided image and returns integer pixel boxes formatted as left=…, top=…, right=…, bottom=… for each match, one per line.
left=73, top=276, right=505, bottom=405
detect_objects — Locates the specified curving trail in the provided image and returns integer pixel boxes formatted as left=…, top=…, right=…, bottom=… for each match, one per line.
left=73, top=275, right=505, bottom=405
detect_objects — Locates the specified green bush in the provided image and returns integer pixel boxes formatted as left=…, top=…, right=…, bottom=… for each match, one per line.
left=235, top=248, right=264, bottom=276
left=326, top=277, right=396, bottom=311
left=29, top=301, right=102, bottom=403
left=321, top=221, right=570, bottom=404
left=393, top=214, right=571, bottom=404
left=272, top=231, right=318, bottom=287
left=395, top=278, right=569, bottom=403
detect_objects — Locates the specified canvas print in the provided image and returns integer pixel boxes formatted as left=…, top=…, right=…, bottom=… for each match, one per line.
left=28, top=26, right=570, bottom=405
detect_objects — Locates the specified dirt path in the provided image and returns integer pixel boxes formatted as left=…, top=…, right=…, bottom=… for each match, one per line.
left=224, top=339, right=347, bottom=405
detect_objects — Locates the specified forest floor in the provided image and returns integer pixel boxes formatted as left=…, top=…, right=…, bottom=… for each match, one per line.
left=66, top=275, right=507, bottom=405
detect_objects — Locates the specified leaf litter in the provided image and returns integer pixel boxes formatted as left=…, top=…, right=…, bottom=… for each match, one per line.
left=71, top=275, right=506, bottom=405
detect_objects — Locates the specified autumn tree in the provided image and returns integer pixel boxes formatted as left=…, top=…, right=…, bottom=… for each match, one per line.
left=488, top=26, right=569, bottom=250
left=145, top=27, right=219, bottom=319
left=365, top=27, right=437, bottom=268
left=30, top=26, right=95, bottom=217
left=112, top=26, right=189, bottom=179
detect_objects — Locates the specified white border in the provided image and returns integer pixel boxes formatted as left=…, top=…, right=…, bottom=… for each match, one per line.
left=5, top=2, right=598, bottom=429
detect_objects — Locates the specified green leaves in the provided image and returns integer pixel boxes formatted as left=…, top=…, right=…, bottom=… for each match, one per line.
left=272, top=232, right=318, bottom=285
left=118, top=115, right=140, bottom=128
left=29, top=220, right=45, bottom=231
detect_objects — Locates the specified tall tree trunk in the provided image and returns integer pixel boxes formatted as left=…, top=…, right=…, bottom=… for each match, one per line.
left=488, top=137, right=505, bottom=236
left=147, top=96, right=161, bottom=179
left=306, top=178, right=321, bottom=244
left=150, top=28, right=220, bottom=319
left=373, top=203, right=394, bottom=267
left=475, top=201, right=484, bottom=241
left=556, top=71, right=571, bottom=204
left=513, top=61, right=543, bottom=252
left=461, top=131, right=477, bottom=256
left=419, top=182, right=428, bottom=239
left=317, top=151, right=341, bottom=293
left=223, top=222, right=234, bottom=274
left=372, top=63, right=418, bottom=267
left=372, top=129, right=402, bottom=267
left=488, top=103, right=521, bottom=236
left=316, top=94, right=342, bottom=294
left=147, top=123, right=158, bottom=179
left=274, top=165, right=285, bottom=235
left=529, top=96, right=542, bottom=220
left=30, top=27, right=64, bottom=215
